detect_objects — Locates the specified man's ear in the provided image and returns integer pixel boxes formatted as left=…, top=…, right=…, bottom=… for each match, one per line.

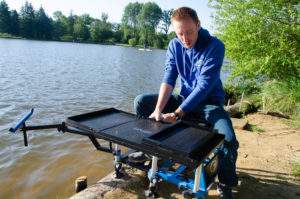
left=197, top=20, right=201, bottom=31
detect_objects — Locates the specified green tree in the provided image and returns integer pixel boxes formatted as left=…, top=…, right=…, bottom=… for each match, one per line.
left=160, top=9, right=174, bottom=40
left=121, top=2, right=143, bottom=42
left=35, top=6, right=52, bottom=39
left=52, top=11, right=67, bottom=40
left=20, top=1, right=35, bottom=38
left=138, top=2, right=162, bottom=46
left=0, top=0, right=10, bottom=33
left=111, top=22, right=123, bottom=42
left=209, top=0, right=300, bottom=82
left=10, top=9, right=19, bottom=36
left=90, top=13, right=112, bottom=42
left=154, top=32, right=165, bottom=49
left=74, top=14, right=91, bottom=41
left=66, top=10, right=75, bottom=39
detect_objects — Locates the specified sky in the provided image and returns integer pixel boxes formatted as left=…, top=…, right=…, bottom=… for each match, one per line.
left=4, top=0, right=215, bottom=33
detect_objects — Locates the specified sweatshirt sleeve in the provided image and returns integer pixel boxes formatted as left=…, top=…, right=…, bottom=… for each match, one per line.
left=179, top=42, right=225, bottom=114
left=162, top=41, right=178, bottom=87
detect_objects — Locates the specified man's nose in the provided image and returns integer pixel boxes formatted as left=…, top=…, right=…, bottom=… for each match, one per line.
left=182, top=34, right=187, bottom=42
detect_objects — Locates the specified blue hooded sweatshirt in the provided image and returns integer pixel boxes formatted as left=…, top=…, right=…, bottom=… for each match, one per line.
left=163, top=28, right=226, bottom=114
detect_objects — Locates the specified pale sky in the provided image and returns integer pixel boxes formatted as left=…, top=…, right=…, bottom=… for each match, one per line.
left=4, top=0, right=215, bottom=32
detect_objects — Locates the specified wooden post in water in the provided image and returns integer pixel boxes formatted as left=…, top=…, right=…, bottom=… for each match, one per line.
left=75, top=176, right=87, bottom=193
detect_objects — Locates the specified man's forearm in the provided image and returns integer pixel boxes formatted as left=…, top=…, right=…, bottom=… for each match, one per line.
left=154, top=83, right=174, bottom=112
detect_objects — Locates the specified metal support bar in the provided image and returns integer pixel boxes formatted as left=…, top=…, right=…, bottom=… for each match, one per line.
left=151, top=156, right=158, bottom=177
left=149, top=156, right=158, bottom=187
left=193, top=164, right=202, bottom=192
left=113, top=144, right=123, bottom=178
left=145, top=155, right=159, bottom=197
left=88, top=136, right=112, bottom=153
left=22, top=123, right=28, bottom=147
left=22, top=124, right=62, bottom=131
left=17, top=123, right=62, bottom=147
left=114, top=144, right=121, bottom=166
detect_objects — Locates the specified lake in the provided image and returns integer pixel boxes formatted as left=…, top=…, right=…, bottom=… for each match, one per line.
left=0, top=38, right=228, bottom=198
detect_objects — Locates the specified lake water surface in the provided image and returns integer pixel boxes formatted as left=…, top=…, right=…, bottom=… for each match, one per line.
left=0, top=38, right=228, bottom=198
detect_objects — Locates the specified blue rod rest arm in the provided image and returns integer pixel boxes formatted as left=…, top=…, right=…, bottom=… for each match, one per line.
left=9, top=108, right=34, bottom=133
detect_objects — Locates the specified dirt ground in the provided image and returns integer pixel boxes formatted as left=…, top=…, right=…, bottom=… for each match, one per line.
left=100, top=113, right=300, bottom=199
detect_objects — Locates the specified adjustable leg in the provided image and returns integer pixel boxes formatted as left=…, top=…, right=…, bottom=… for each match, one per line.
left=113, top=144, right=123, bottom=178
left=182, top=164, right=204, bottom=198
left=193, top=164, right=202, bottom=192
left=145, top=156, right=159, bottom=197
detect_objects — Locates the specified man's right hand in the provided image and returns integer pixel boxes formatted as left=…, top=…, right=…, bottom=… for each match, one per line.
left=149, top=110, right=164, bottom=121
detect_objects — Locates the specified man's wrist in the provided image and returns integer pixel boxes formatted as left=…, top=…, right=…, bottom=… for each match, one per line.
left=173, top=111, right=182, bottom=121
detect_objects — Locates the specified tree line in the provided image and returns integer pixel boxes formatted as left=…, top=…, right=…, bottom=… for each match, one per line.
left=0, top=0, right=174, bottom=48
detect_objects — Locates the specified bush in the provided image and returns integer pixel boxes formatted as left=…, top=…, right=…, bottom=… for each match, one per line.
left=0, top=33, right=12, bottom=37
left=209, top=0, right=300, bottom=82
left=0, top=33, right=22, bottom=39
left=128, top=38, right=137, bottom=47
left=261, top=78, right=300, bottom=118
left=224, top=81, right=261, bottom=105
left=60, top=35, right=73, bottom=41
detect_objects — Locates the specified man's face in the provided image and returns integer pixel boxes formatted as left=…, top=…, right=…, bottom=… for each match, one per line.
left=172, top=17, right=200, bottom=49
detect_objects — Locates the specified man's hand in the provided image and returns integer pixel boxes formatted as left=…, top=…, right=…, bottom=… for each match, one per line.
left=162, top=113, right=177, bottom=123
left=149, top=110, right=164, bottom=121
left=149, top=110, right=177, bottom=123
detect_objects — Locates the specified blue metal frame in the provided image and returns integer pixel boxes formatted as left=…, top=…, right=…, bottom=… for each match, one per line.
left=147, top=149, right=220, bottom=198
left=9, top=108, right=34, bottom=133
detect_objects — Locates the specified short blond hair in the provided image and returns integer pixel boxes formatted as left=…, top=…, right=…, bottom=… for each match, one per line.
left=171, top=7, right=199, bottom=25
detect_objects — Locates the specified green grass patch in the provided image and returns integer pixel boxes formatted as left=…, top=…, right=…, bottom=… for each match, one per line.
left=115, top=43, right=131, bottom=47
left=290, top=161, right=300, bottom=179
left=261, top=79, right=300, bottom=118
left=282, top=118, right=300, bottom=129
left=244, top=124, right=263, bottom=132
left=260, top=79, right=300, bottom=129
left=0, top=33, right=22, bottom=39
left=116, top=42, right=145, bottom=48
left=225, top=78, right=300, bottom=129
left=274, top=174, right=284, bottom=180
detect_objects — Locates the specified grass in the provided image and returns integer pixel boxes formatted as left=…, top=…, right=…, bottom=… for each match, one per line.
left=261, top=79, right=300, bottom=118
left=260, top=79, right=300, bottom=129
left=115, top=43, right=132, bottom=47
left=225, top=78, right=300, bottom=129
left=274, top=174, right=284, bottom=180
left=0, top=33, right=23, bottom=39
left=244, top=124, right=263, bottom=132
left=282, top=119, right=300, bottom=129
left=290, top=161, right=300, bottom=179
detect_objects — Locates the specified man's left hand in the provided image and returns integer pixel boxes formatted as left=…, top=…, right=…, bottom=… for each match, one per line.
left=162, top=113, right=177, bottom=123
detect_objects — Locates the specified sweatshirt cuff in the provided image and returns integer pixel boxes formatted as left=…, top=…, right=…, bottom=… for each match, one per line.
left=179, top=103, right=191, bottom=115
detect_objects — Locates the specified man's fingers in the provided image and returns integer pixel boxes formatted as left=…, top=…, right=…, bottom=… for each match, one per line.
left=149, top=113, right=155, bottom=119
left=149, top=112, right=162, bottom=121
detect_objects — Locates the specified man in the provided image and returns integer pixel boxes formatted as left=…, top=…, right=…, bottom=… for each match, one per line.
left=129, top=7, right=239, bottom=199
